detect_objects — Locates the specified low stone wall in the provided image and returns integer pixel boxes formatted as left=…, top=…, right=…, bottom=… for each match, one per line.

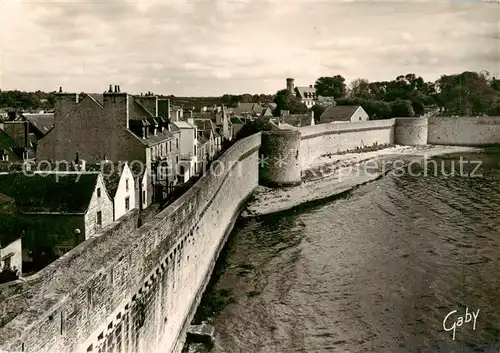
left=0, top=133, right=261, bottom=353
left=428, top=116, right=500, bottom=146
left=299, top=119, right=395, bottom=169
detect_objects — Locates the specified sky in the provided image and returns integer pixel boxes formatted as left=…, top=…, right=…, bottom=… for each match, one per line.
left=0, top=0, right=499, bottom=96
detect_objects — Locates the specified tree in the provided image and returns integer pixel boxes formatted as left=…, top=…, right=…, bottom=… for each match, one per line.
left=314, top=75, right=346, bottom=98
left=273, top=89, right=308, bottom=116
left=390, top=100, right=415, bottom=117
left=348, top=78, right=371, bottom=99
left=240, top=94, right=253, bottom=103
left=311, top=104, right=326, bottom=123
left=435, top=71, right=500, bottom=116
left=235, top=117, right=275, bottom=140
left=411, top=100, right=425, bottom=116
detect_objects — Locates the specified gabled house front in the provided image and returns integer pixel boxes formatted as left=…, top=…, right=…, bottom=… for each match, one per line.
left=0, top=172, right=113, bottom=271
left=87, top=162, right=136, bottom=221
left=319, top=105, right=369, bottom=123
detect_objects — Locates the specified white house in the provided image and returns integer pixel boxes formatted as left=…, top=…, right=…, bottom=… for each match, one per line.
left=319, top=105, right=370, bottom=123
left=100, top=162, right=136, bottom=221
left=286, top=78, right=316, bottom=108
left=1, top=238, right=22, bottom=275
left=172, top=120, right=198, bottom=181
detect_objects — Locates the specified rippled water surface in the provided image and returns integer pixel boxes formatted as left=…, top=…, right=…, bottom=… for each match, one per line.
left=195, top=151, right=500, bottom=353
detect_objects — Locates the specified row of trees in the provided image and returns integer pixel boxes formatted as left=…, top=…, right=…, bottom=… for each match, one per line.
left=0, top=90, right=55, bottom=110
left=273, top=71, right=500, bottom=119
left=2, top=71, right=500, bottom=118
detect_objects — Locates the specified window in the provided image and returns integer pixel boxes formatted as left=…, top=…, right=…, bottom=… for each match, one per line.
left=194, top=145, right=197, bottom=155
left=142, top=191, right=146, bottom=204
left=2, top=255, right=12, bottom=270
left=176, top=138, right=179, bottom=149
left=97, top=188, right=101, bottom=198
left=125, top=196, right=130, bottom=211
left=96, top=211, right=102, bottom=227
left=125, top=179, right=129, bottom=192
left=176, top=156, right=179, bottom=163
left=169, top=141, right=172, bottom=152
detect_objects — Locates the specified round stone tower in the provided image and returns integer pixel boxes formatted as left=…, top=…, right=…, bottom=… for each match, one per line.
left=286, top=78, right=295, bottom=94
left=259, top=130, right=302, bottom=188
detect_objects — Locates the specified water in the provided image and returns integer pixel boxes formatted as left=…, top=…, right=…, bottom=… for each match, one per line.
left=193, top=150, right=500, bottom=353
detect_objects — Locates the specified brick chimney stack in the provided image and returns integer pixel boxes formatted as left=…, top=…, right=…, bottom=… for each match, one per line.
left=54, top=87, right=79, bottom=124
left=103, top=84, right=129, bottom=128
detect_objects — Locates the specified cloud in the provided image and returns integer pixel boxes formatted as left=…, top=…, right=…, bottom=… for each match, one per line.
left=1, top=0, right=498, bottom=95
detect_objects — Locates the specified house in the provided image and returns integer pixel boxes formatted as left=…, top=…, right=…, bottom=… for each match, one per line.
left=194, top=119, right=222, bottom=160
left=23, top=113, right=55, bottom=137
left=232, top=103, right=263, bottom=117
left=319, top=105, right=369, bottom=123
left=172, top=120, right=198, bottom=182
left=169, top=105, right=184, bottom=121
left=261, top=107, right=273, bottom=117
left=275, top=111, right=315, bottom=129
left=0, top=193, right=23, bottom=276
left=230, top=117, right=246, bottom=137
left=0, top=113, right=54, bottom=160
left=87, top=162, right=136, bottom=221
left=36, top=85, right=180, bottom=209
left=0, top=172, right=113, bottom=271
left=0, top=130, right=21, bottom=162
left=286, top=78, right=316, bottom=108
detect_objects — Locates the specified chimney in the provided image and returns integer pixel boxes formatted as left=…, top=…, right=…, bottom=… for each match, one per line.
left=55, top=89, right=79, bottom=124
left=286, top=78, right=295, bottom=94
left=103, top=85, right=129, bottom=128
left=117, top=85, right=120, bottom=93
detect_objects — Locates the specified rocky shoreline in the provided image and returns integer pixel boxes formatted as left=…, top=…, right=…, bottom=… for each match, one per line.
left=241, top=145, right=481, bottom=218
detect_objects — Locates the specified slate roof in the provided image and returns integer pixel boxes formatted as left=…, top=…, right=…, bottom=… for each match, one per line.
left=194, top=119, right=216, bottom=132
left=0, top=172, right=99, bottom=214
left=85, top=162, right=126, bottom=198
left=173, top=121, right=194, bottom=129
left=230, top=117, right=245, bottom=125
left=295, top=86, right=316, bottom=99
left=0, top=130, right=20, bottom=160
left=232, top=103, right=263, bottom=115
left=197, top=135, right=209, bottom=145
left=320, top=105, right=360, bottom=122
left=87, top=94, right=104, bottom=106
left=280, top=114, right=313, bottom=127
left=25, top=114, right=55, bottom=136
